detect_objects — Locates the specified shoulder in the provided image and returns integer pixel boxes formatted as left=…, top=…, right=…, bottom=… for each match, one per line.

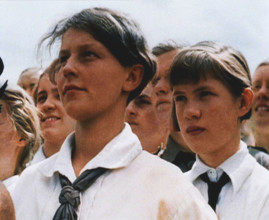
left=129, top=152, right=217, bottom=219
left=11, top=153, right=59, bottom=199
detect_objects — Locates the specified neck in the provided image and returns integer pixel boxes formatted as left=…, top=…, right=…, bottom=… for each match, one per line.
left=43, top=139, right=65, bottom=158
left=72, top=108, right=126, bottom=176
left=254, top=129, right=269, bottom=152
left=199, top=134, right=241, bottom=169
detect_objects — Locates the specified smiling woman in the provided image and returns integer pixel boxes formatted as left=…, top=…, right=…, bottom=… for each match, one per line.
left=28, top=59, right=75, bottom=165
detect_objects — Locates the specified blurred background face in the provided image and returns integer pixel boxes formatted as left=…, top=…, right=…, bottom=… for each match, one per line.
left=17, top=70, right=40, bottom=98
left=251, top=65, right=269, bottom=127
left=125, top=83, right=169, bottom=153
left=36, top=74, right=75, bottom=142
left=153, top=50, right=178, bottom=125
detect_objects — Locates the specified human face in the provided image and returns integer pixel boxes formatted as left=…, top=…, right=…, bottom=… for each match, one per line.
left=252, top=65, right=269, bottom=127
left=36, top=75, right=75, bottom=143
left=125, top=83, right=169, bottom=152
left=152, top=50, right=178, bottom=128
left=0, top=101, right=22, bottom=153
left=18, top=72, right=39, bottom=97
left=57, top=28, right=131, bottom=122
left=173, top=77, right=243, bottom=165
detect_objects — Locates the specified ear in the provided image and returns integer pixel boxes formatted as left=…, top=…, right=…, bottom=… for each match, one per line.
left=122, top=64, right=144, bottom=92
left=238, top=88, right=253, bottom=117
left=17, top=137, right=26, bottom=148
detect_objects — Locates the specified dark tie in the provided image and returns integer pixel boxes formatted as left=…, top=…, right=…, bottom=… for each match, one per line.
left=200, top=171, right=230, bottom=211
left=53, top=167, right=107, bottom=220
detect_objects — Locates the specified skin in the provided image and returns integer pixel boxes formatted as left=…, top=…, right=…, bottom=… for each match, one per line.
left=125, top=83, right=169, bottom=153
left=153, top=50, right=178, bottom=126
left=57, top=28, right=143, bottom=176
left=173, top=77, right=252, bottom=168
left=251, top=65, right=269, bottom=150
left=0, top=101, right=25, bottom=181
left=36, top=74, right=75, bottom=157
left=153, top=50, right=189, bottom=149
left=0, top=181, right=15, bottom=220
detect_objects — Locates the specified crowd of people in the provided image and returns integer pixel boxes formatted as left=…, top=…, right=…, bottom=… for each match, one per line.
left=0, top=6, right=269, bottom=220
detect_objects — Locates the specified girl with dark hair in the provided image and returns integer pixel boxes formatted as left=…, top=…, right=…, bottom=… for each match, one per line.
left=12, top=8, right=216, bottom=220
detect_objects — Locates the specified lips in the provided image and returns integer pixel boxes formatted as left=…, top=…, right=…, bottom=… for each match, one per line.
left=186, top=126, right=205, bottom=136
left=127, top=121, right=138, bottom=126
left=41, top=116, right=60, bottom=122
left=63, top=84, right=85, bottom=95
left=255, top=105, right=269, bottom=113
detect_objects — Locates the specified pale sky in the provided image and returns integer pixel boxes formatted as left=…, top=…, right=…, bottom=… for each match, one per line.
left=0, top=0, right=268, bottom=82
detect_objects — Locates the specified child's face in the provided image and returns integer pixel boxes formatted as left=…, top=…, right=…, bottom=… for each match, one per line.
left=173, top=77, right=243, bottom=165
left=56, top=28, right=132, bottom=122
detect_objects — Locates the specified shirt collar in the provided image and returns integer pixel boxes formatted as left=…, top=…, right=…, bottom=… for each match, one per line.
left=189, top=141, right=256, bottom=199
left=39, top=123, right=142, bottom=182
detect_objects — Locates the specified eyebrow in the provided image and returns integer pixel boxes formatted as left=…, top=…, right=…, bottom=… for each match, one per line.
left=173, top=85, right=213, bottom=95
left=59, top=43, right=97, bottom=56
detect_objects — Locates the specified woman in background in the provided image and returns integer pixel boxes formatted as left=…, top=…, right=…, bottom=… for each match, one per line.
left=0, top=81, right=41, bottom=191
left=29, top=59, right=75, bottom=164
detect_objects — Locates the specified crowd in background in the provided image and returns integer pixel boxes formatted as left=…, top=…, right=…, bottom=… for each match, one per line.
left=0, top=6, right=269, bottom=220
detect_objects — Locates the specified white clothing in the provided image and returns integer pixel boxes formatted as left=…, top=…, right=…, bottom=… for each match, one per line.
left=185, top=141, right=269, bottom=220
left=12, top=124, right=216, bottom=220
left=3, top=175, right=19, bottom=192
left=28, top=145, right=46, bottom=166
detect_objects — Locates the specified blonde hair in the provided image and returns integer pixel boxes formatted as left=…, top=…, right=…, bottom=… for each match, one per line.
left=1, top=83, right=42, bottom=174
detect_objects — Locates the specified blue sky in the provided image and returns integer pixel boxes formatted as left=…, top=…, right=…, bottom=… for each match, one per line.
left=0, top=0, right=268, bottom=82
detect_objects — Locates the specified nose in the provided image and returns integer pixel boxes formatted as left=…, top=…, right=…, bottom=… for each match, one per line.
left=40, top=97, right=56, bottom=113
left=154, top=78, right=171, bottom=97
left=125, top=102, right=137, bottom=119
left=61, top=57, right=78, bottom=80
left=183, top=102, right=201, bottom=120
left=255, top=85, right=269, bottom=101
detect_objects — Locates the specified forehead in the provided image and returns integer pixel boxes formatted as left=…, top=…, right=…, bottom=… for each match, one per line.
left=173, top=77, right=225, bottom=92
left=61, top=28, right=100, bottom=49
left=156, top=50, right=178, bottom=77
left=19, top=73, right=39, bottom=84
left=38, top=75, right=56, bottom=91
left=253, top=65, right=269, bottom=82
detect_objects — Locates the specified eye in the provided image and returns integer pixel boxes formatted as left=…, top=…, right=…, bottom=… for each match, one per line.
left=151, top=76, right=161, bottom=86
left=252, top=84, right=261, bottom=91
left=37, top=95, right=47, bottom=104
left=81, top=51, right=98, bottom=60
left=29, top=83, right=36, bottom=90
left=174, top=95, right=186, bottom=102
left=199, top=91, right=215, bottom=98
left=59, top=55, right=69, bottom=65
